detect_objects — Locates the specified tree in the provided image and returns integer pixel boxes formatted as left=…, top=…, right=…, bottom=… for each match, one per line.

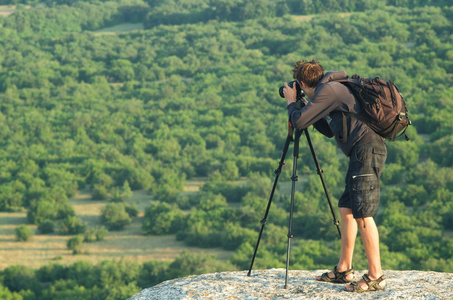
left=92, top=184, right=109, bottom=200
left=110, top=186, right=123, bottom=202
left=220, top=222, right=255, bottom=250
left=0, top=284, right=22, bottom=300
left=2, top=265, right=41, bottom=294
left=124, top=168, right=154, bottom=190
left=66, top=260, right=98, bottom=288
left=166, top=250, right=237, bottom=279
left=56, top=202, right=76, bottom=220
left=100, top=203, right=132, bottom=230
left=122, top=181, right=133, bottom=198
left=386, top=140, right=420, bottom=167
left=429, top=135, right=453, bottom=167
left=137, top=260, right=171, bottom=288
left=27, top=199, right=56, bottom=225
left=0, top=181, right=24, bottom=211
left=109, top=181, right=134, bottom=202
left=220, top=161, right=239, bottom=180
left=142, top=202, right=184, bottom=235
left=97, top=259, right=140, bottom=288
left=110, top=59, right=135, bottom=82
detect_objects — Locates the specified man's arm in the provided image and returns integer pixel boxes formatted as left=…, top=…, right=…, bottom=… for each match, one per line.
left=287, top=84, right=339, bottom=131
left=288, top=98, right=334, bottom=138
left=313, top=117, right=334, bottom=138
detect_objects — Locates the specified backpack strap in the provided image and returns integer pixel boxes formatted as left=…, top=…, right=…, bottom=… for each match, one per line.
left=341, top=112, right=348, bottom=143
left=387, top=80, right=411, bottom=141
left=391, top=115, right=411, bottom=141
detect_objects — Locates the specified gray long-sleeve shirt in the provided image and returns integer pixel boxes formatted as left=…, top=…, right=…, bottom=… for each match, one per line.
left=287, top=71, right=381, bottom=156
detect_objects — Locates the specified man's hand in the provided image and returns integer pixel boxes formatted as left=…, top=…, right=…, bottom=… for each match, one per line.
left=283, top=82, right=297, bottom=105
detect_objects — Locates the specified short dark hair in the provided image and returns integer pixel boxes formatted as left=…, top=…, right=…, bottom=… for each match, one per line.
left=292, top=60, right=324, bottom=88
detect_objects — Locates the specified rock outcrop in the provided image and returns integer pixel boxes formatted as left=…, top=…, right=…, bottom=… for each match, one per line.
left=128, top=268, right=453, bottom=299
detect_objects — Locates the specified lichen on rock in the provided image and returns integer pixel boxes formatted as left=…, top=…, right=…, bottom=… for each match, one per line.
left=128, top=268, right=453, bottom=300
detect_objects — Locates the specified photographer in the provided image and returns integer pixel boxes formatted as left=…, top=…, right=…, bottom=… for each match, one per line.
left=282, top=60, right=387, bottom=293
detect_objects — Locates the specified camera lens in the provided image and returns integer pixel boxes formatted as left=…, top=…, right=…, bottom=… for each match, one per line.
left=279, top=86, right=285, bottom=98
left=279, top=81, right=301, bottom=98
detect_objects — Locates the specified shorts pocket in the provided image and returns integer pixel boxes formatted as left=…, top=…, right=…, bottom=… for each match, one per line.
left=372, top=146, right=387, bottom=169
left=351, top=174, right=379, bottom=218
left=372, top=147, right=386, bottom=156
left=353, top=146, right=369, bottom=164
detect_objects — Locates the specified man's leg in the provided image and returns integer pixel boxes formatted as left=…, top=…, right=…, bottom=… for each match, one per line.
left=345, top=217, right=386, bottom=290
left=316, top=207, right=356, bottom=281
left=337, top=207, right=357, bottom=273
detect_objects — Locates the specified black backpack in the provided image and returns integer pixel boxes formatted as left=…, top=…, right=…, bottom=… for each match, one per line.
left=340, top=75, right=411, bottom=141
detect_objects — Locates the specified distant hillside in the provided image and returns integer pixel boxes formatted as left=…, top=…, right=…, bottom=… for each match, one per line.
left=0, top=1, right=452, bottom=299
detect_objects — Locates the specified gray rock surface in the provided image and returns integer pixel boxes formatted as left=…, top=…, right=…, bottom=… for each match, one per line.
left=128, top=268, right=453, bottom=299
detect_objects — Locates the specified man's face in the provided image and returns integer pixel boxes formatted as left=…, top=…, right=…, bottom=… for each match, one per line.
left=296, top=79, right=305, bottom=94
left=296, top=79, right=303, bottom=89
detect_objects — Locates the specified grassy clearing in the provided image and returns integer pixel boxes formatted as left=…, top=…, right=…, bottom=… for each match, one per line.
left=0, top=176, right=321, bottom=270
left=292, top=12, right=355, bottom=22
left=182, top=178, right=206, bottom=194
left=0, top=5, right=32, bottom=17
left=276, top=177, right=308, bottom=196
left=0, top=182, right=234, bottom=270
left=94, top=23, right=144, bottom=35
left=0, top=5, right=16, bottom=17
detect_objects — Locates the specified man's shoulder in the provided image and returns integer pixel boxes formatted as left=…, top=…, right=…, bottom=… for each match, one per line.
left=319, top=71, right=349, bottom=85
left=317, top=79, right=348, bottom=96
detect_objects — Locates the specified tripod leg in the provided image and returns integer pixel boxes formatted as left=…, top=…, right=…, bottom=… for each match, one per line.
left=284, top=129, right=300, bottom=289
left=247, top=135, right=292, bottom=276
left=303, top=129, right=341, bottom=237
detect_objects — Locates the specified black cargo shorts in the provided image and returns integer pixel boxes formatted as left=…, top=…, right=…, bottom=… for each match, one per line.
left=338, top=139, right=387, bottom=219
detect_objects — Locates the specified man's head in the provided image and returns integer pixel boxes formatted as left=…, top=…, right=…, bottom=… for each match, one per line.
left=292, top=60, right=324, bottom=88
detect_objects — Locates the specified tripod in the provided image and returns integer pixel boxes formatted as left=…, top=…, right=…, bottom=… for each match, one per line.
left=247, top=114, right=341, bottom=289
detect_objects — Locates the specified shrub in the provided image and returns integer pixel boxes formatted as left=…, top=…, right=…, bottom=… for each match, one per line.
left=56, top=202, right=76, bottom=219
left=95, top=226, right=108, bottom=241
left=59, top=216, right=87, bottom=235
left=67, top=236, right=84, bottom=255
left=92, top=184, right=109, bottom=200
left=110, top=186, right=123, bottom=202
left=38, top=220, right=55, bottom=234
left=15, top=225, right=34, bottom=242
left=125, top=203, right=139, bottom=218
left=84, top=228, right=96, bottom=242
left=84, top=226, right=108, bottom=242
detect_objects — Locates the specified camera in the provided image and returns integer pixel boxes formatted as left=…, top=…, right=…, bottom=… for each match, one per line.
left=279, top=80, right=304, bottom=99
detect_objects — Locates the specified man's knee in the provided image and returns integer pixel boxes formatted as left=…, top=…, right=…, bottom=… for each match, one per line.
left=356, top=217, right=377, bottom=231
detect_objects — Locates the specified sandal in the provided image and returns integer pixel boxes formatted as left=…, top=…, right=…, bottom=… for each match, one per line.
left=346, top=274, right=385, bottom=293
left=316, top=266, right=355, bottom=283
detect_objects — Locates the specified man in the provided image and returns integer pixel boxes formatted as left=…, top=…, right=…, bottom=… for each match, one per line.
left=282, top=60, right=387, bottom=293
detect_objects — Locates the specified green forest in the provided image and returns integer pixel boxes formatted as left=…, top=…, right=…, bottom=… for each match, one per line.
left=0, top=0, right=453, bottom=299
